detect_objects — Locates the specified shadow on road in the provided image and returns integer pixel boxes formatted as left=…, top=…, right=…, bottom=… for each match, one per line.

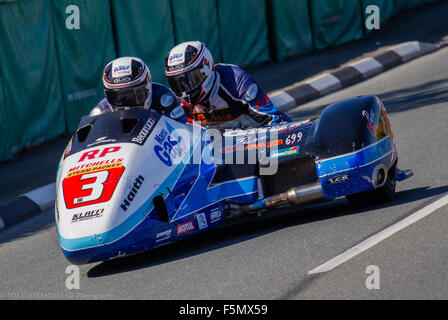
left=86, top=184, right=448, bottom=278
left=288, top=77, right=448, bottom=119
left=380, top=78, right=448, bottom=113
left=0, top=210, right=55, bottom=246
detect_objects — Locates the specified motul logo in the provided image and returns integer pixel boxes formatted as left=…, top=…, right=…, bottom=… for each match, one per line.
left=177, top=220, right=195, bottom=235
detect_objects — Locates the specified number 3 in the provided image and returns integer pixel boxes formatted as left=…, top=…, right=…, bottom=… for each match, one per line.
left=73, top=171, right=109, bottom=204
left=62, top=166, right=125, bottom=209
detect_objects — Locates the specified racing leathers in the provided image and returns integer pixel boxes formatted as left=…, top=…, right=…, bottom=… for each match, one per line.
left=182, top=64, right=292, bottom=129
left=92, top=82, right=187, bottom=122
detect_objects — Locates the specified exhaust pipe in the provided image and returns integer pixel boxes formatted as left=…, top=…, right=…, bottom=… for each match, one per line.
left=372, top=164, right=387, bottom=188
left=226, top=182, right=324, bottom=217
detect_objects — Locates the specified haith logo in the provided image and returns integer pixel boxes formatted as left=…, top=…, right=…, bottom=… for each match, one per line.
left=120, top=175, right=145, bottom=211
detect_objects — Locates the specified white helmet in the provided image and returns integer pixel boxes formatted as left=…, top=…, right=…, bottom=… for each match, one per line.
left=164, top=41, right=216, bottom=106
left=103, top=57, right=152, bottom=109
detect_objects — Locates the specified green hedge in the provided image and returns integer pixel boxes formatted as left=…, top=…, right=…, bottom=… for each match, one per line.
left=51, top=0, right=116, bottom=132
left=0, top=0, right=65, bottom=160
left=111, top=0, right=175, bottom=86
left=266, top=0, right=313, bottom=61
left=309, top=0, right=364, bottom=50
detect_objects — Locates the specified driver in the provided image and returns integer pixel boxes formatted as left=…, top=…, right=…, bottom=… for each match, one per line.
left=164, top=41, right=291, bottom=129
left=90, top=56, right=186, bottom=122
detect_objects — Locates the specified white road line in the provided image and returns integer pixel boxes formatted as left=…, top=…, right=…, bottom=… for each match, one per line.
left=308, top=193, right=448, bottom=275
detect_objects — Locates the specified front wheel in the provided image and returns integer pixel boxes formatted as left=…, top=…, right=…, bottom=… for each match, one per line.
left=346, top=163, right=397, bottom=208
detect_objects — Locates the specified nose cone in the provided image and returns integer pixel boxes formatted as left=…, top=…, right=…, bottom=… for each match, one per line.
left=59, top=214, right=159, bottom=265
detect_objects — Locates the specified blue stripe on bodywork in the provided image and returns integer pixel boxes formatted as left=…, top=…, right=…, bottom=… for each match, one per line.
left=317, top=137, right=395, bottom=199
left=317, top=137, right=393, bottom=178
left=171, top=138, right=258, bottom=221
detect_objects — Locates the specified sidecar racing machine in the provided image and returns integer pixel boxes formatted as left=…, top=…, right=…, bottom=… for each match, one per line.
left=55, top=95, right=413, bottom=264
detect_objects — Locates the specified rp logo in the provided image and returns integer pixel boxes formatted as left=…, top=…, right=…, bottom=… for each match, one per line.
left=78, top=146, right=121, bottom=162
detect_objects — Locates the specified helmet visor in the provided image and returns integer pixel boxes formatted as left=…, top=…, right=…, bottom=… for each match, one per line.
left=104, top=82, right=148, bottom=107
left=167, top=67, right=207, bottom=96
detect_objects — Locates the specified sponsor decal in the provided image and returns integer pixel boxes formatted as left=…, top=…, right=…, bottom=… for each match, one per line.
left=160, top=94, right=175, bottom=108
left=362, top=109, right=378, bottom=137
left=120, top=175, right=145, bottom=211
left=87, top=136, right=117, bottom=148
left=245, top=83, right=258, bottom=102
left=195, top=212, right=208, bottom=230
left=153, top=126, right=183, bottom=167
left=113, top=76, right=131, bottom=84
left=235, top=135, right=258, bottom=146
left=78, top=146, right=121, bottom=162
left=327, top=174, right=351, bottom=185
left=224, top=126, right=270, bottom=137
left=169, top=53, right=183, bottom=61
left=176, top=220, right=195, bottom=235
left=63, top=139, right=72, bottom=159
left=71, top=208, right=104, bottom=223
left=56, top=202, right=60, bottom=223
left=67, top=159, right=123, bottom=178
left=210, top=207, right=222, bottom=223
left=285, top=132, right=303, bottom=145
left=156, top=229, right=173, bottom=242
left=62, top=161, right=125, bottom=209
left=277, top=120, right=313, bottom=134
left=168, top=52, right=184, bottom=66
left=271, top=146, right=299, bottom=159
left=170, top=106, right=185, bottom=119
left=112, top=65, right=131, bottom=77
left=113, top=65, right=130, bottom=73
left=222, top=139, right=283, bottom=154
left=132, top=115, right=156, bottom=145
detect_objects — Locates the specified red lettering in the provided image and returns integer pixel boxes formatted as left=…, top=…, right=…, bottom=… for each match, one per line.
left=78, top=150, right=99, bottom=162
left=99, top=146, right=121, bottom=158
left=78, top=147, right=121, bottom=162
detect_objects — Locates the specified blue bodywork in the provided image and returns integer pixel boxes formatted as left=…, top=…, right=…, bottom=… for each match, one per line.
left=59, top=96, right=409, bottom=265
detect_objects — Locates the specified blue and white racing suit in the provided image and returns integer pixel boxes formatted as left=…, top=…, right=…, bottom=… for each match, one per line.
left=93, top=82, right=187, bottom=122
left=183, top=64, right=291, bottom=129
